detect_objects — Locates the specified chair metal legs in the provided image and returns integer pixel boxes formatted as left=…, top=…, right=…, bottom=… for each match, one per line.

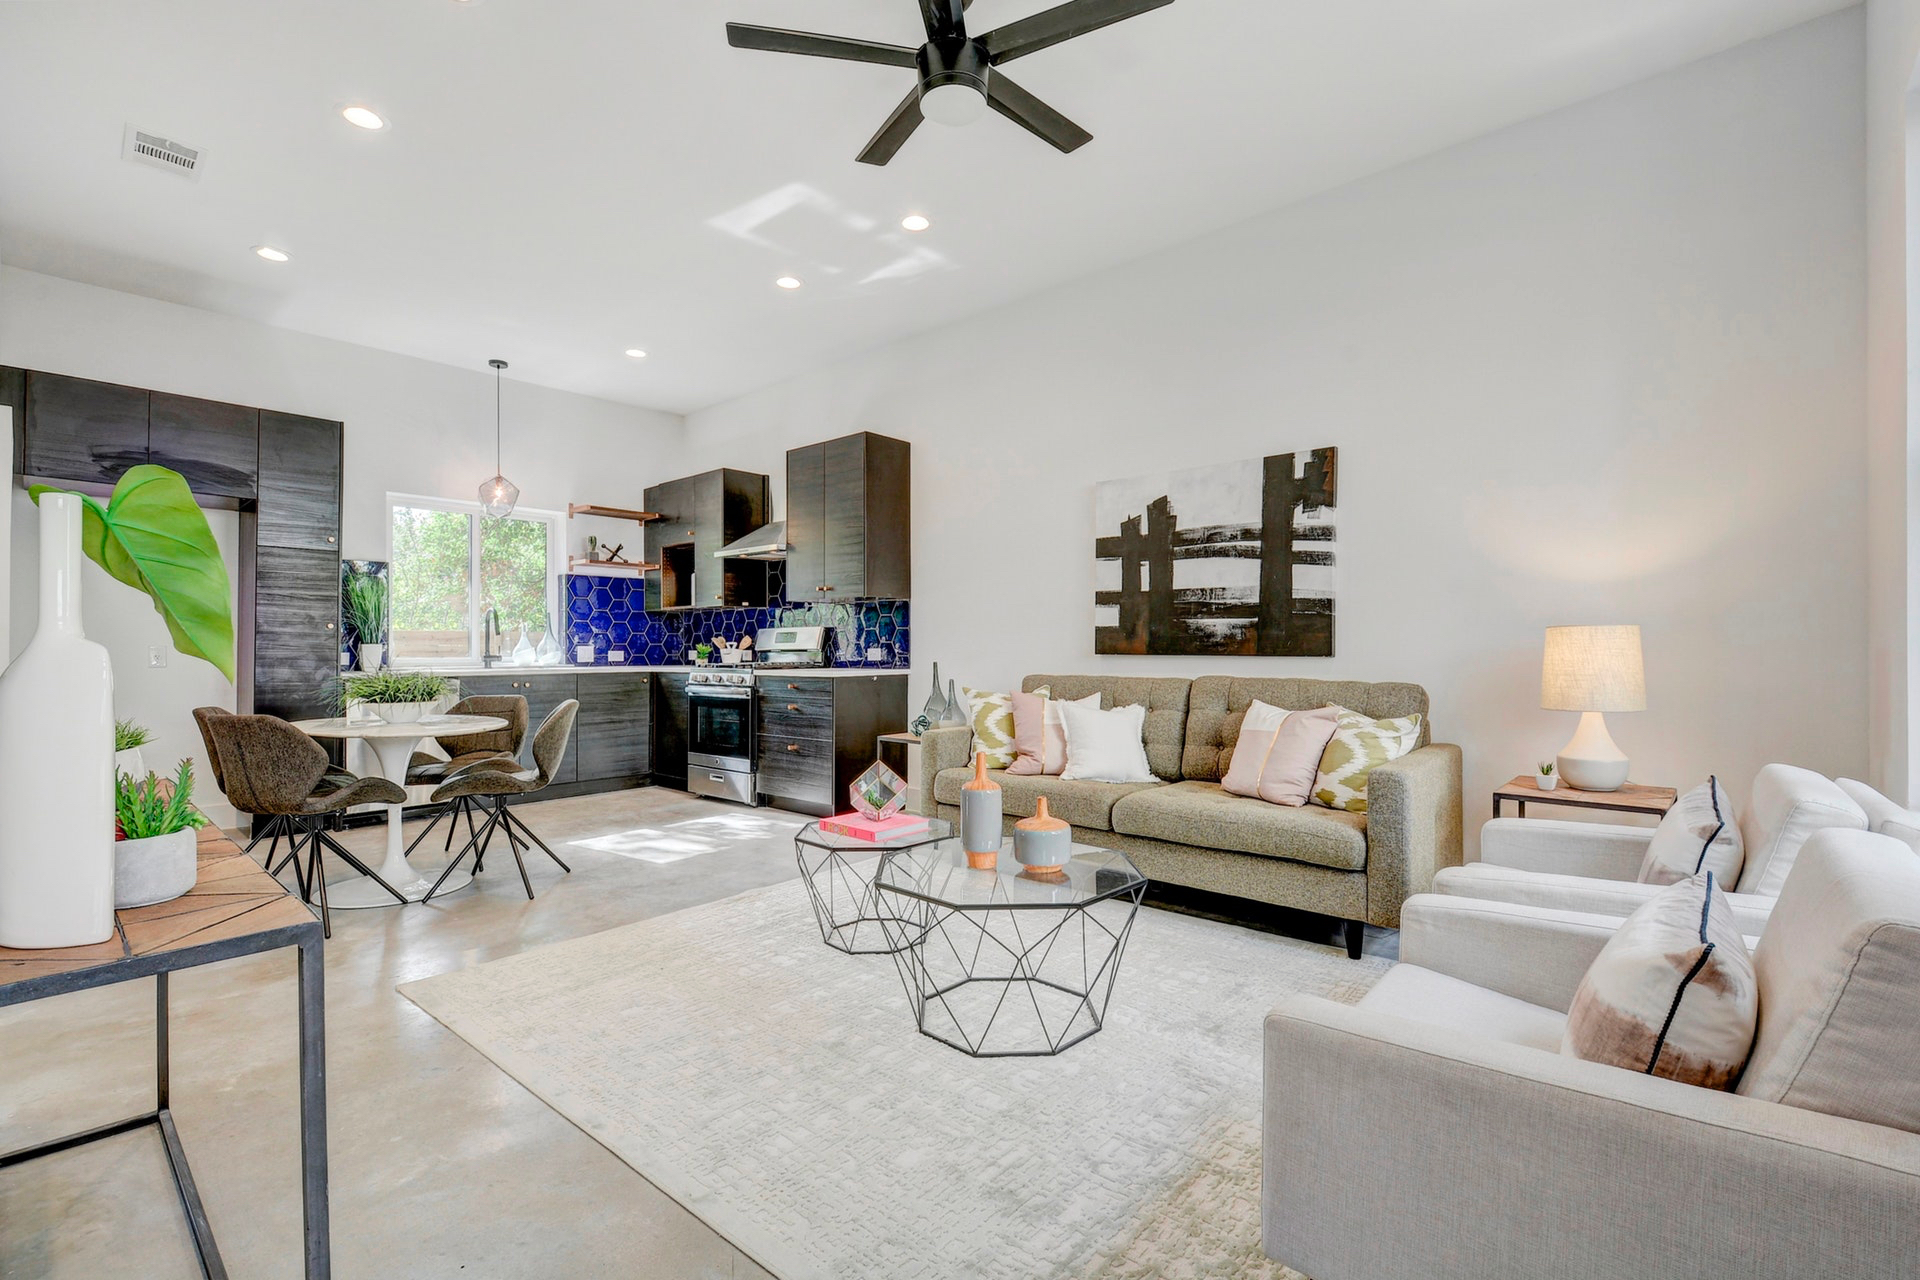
left=423, top=798, right=570, bottom=903
left=246, top=814, right=290, bottom=868
left=275, top=819, right=408, bottom=938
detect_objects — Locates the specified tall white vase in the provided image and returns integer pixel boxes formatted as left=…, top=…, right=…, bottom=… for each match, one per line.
left=0, top=494, right=116, bottom=947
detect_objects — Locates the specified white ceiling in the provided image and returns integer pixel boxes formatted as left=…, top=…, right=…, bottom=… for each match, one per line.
left=0, top=0, right=1853, bottom=414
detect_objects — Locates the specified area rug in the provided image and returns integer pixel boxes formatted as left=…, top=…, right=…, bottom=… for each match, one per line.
left=399, top=879, right=1387, bottom=1279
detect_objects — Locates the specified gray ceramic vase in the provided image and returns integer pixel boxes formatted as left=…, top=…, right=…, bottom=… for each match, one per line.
left=960, top=752, right=1003, bottom=865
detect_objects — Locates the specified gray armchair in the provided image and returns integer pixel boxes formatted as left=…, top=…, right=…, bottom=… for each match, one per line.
left=1262, top=828, right=1920, bottom=1280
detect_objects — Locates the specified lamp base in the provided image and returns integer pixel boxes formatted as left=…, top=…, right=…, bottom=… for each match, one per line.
left=1556, top=711, right=1630, bottom=792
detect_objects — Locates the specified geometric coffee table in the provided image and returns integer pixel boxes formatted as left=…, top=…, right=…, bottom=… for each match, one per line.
left=794, top=817, right=954, bottom=956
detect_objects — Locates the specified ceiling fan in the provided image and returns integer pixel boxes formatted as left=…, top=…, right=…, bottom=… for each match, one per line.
left=725, top=0, right=1174, bottom=166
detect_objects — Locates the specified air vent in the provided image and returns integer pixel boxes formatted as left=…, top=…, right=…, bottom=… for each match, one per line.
left=121, top=125, right=203, bottom=179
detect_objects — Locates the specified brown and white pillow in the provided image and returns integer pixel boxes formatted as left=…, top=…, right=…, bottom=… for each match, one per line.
left=1221, top=702, right=1342, bottom=807
left=1563, top=872, right=1758, bottom=1090
left=1638, top=776, right=1744, bottom=886
left=1005, top=689, right=1099, bottom=776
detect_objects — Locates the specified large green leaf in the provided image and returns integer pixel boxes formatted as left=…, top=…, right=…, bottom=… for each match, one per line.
left=31, top=466, right=235, bottom=682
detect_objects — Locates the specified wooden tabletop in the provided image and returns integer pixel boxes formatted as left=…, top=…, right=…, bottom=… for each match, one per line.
left=0, top=826, right=316, bottom=997
left=1493, top=775, right=1677, bottom=817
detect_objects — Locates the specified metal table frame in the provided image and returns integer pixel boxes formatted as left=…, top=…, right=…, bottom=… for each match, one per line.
left=0, top=917, right=329, bottom=1279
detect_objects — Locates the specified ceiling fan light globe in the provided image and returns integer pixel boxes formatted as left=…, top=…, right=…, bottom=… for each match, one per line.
left=920, top=81, right=988, bottom=127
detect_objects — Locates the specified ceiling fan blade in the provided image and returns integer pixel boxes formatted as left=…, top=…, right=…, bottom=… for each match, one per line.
left=981, top=0, right=1174, bottom=64
left=918, top=0, right=968, bottom=41
left=857, top=88, right=926, bottom=166
left=985, top=72, right=1092, bottom=153
left=726, top=23, right=919, bottom=68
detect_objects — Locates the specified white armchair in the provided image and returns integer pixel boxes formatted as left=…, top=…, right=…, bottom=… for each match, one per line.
left=1262, top=828, right=1920, bottom=1280
left=1432, top=763, right=1865, bottom=934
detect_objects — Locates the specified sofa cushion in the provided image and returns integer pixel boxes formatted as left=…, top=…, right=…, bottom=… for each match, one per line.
left=932, top=767, right=1160, bottom=832
left=1111, top=780, right=1369, bottom=871
left=1022, top=675, right=1191, bottom=781
left=1358, top=964, right=1566, bottom=1054
left=1182, top=676, right=1430, bottom=783
left=1735, top=764, right=1867, bottom=896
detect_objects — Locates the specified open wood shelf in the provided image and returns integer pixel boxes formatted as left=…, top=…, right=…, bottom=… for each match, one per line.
left=568, top=503, right=661, bottom=524
left=568, top=556, right=657, bottom=574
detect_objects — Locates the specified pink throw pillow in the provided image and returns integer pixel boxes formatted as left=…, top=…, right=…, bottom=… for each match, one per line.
left=1221, top=702, right=1339, bottom=807
left=1006, top=690, right=1099, bottom=775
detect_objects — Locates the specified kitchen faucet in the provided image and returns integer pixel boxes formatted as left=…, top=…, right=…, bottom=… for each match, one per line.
left=482, top=607, right=501, bottom=668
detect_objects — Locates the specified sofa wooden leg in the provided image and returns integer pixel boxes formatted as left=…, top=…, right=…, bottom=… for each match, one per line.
left=1344, top=919, right=1365, bottom=960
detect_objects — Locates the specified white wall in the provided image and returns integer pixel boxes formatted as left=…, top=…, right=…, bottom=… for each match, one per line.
left=685, top=12, right=1870, bottom=849
left=1866, top=0, right=1920, bottom=801
left=2, top=267, right=682, bottom=823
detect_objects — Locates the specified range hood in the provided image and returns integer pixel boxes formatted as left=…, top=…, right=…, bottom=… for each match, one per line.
left=714, top=519, right=787, bottom=560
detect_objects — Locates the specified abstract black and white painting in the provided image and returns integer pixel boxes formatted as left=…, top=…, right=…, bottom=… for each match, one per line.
left=1093, top=448, right=1337, bottom=657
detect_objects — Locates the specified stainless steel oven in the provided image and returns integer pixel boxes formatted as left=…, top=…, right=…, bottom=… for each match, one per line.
left=687, top=670, right=757, bottom=806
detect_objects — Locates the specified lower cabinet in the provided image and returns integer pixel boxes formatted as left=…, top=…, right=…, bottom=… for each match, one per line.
left=576, top=673, right=651, bottom=782
left=757, top=674, right=908, bottom=817
left=652, top=672, right=689, bottom=790
left=251, top=547, right=340, bottom=722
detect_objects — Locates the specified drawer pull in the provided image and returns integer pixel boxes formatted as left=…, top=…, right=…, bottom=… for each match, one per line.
left=326, top=535, right=336, bottom=544
left=788, top=683, right=800, bottom=690
left=325, top=621, right=335, bottom=631
left=787, top=703, right=800, bottom=712
left=786, top=743, right=800, bottom=752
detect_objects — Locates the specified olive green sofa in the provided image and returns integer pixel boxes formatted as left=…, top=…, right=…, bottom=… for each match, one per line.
left=917, top=675, right=1463, bottom=957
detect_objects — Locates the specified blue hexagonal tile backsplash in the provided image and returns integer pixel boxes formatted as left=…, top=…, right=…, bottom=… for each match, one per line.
left=563, top=570, right=908, bottom=669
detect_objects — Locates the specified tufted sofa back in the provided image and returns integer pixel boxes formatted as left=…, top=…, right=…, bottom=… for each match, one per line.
left=1181, top=677, right=1431, bottom=782
left=1021, top=675, right=1194, bottom=780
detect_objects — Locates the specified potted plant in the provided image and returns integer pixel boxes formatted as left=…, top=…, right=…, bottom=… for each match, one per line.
left=692, top=642, right=714, bottom=666
left=114, top=759, right=210, bottom=909
left=2, top=466, right=233, bottom=948
left=342, top=569, right=390, bottom=672
left=331, top=670, right=451, bottom=723
left=1538, top=760, right=1558, bottom=791
left=115, top=718, right=154, bottom=779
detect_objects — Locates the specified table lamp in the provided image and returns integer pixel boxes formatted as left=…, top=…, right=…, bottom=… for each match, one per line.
left=1541, top=624, right=1644, bottom=792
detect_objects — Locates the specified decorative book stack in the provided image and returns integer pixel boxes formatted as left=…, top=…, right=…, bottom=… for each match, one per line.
left=819, top=812, right=931, bottom=843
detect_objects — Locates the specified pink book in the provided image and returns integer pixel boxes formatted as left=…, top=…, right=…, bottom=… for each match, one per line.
left=819, top=812, right=931, bottom=842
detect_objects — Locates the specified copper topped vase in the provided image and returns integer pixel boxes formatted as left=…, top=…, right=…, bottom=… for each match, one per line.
left=960, top=751, right=1002, bottom=869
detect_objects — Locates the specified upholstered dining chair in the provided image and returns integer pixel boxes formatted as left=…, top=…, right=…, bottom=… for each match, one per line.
left=403, top=694, right=528, bottom=856
left=201, top=713, right=409, bottom=937
left=421, top=699, right=578, bottom=903
left=193, top=704, right=352, bottom=873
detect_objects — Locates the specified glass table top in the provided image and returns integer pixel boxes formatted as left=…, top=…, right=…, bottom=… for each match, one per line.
left=794, top=816, right=954, bottom=854
left=873, top=838, right=1145, bottom=911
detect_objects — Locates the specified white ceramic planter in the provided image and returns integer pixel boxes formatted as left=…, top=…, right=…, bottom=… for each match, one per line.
left=357, top=643, right=386, bottom=672
left=373, top=701, right=434, bottom=724
left=1538, top=774, right=1559, bottom=791
left=0, top=494, right=117, bottom=947
left=115, top=746, right=147, bottom=780
left=115, top=828, right=198, bottom=909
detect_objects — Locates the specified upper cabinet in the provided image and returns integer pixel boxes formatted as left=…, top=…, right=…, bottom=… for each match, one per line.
left=785, top=431, right=910, bottom=602
left=256, top=411, right=343, bottom=551
left=149, top=392, right=259, bottom=499
left=643, top=468, right=771, bottom=610
left=20, top=372, right=150, bottom=487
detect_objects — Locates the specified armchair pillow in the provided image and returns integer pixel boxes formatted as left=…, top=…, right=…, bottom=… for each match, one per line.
left=1059, top=700, right=1157, bottom=784
left=1637, top=776, right=1743, bottom=886
left=1005, top=690, right=1098, bottom=776
left=962, top=685, right=1019, bottom=769
left=1221, top=702, right=1341, bottom=807
left=1835, top=778, right=1920, bottom=854
left=1562, top=872, right=1757, bottom=1090
left=1312, top=707, right=1424, bottom=814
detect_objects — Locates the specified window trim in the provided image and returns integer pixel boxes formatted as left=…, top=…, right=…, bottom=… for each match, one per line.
left=385, top=492, right=563, bottom=667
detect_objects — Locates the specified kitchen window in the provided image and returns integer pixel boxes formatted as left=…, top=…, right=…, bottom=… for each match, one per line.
left=387, top=494, right=561, bottom=664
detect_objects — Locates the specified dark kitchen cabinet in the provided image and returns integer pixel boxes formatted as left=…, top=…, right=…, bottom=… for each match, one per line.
left=250, top=547, right=341, bottom=723
left=784, top=432, right=910, bottom=602
left=148, top=392, right=258, bottom=499
left=757, top=673, right=907, bottom=817
left=454, top=673, right=578, bottom=784
left=651, top=672, right=690, bottom=789
left=21, top=372, right=149, bottom=486
left=643, top=469, right=770, bottom=610
left=256, top=411, right=343, bottom=552
left=576, top=673, right=652, bottom=782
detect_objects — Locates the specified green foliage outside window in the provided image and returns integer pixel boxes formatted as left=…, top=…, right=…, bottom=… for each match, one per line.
left=389, top=503, right=552, bottom=659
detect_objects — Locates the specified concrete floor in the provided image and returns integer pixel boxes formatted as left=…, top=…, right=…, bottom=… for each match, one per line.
left=0, top=787, right=811, bottom=1280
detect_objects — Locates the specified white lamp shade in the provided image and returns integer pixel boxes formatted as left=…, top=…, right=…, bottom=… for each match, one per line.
left=1541, top=625, right=1645, bottom=712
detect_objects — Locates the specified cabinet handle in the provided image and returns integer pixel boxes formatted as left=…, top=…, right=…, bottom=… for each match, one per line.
left=788, top=683, right=800, bottom=690
left=326, top=535, right=336, bottom=544
left=325, top=622, right=335, bottom=631
left=786, top=743, right=800, bottom=752
left=787, top=703, right=800, bottom=711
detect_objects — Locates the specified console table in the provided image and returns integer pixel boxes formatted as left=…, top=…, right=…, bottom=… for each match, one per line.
left=0, top=827, right=329, bottom=1278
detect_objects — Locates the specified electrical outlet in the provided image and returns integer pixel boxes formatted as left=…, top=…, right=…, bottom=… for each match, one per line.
left=149, top=646, right=168, bottom=668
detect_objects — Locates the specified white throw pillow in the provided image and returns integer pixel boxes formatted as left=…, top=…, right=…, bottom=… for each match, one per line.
left=1637, top=776, right=1743, bottom=886
left=1835, top=777, right=1920, bottom=854
left=1562, top=871, right=1758, bottom=1091
left=1058, top=701, right=1157, bottom=784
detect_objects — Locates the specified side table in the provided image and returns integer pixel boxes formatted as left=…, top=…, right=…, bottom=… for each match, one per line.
left=0, top=826, right=330, bottom=1278
left=1492, top=775, right=1676, bottom=820
left=795, top=817, right=952, bottom=955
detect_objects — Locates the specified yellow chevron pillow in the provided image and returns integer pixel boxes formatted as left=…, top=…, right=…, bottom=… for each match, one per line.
left=1312, top=707, right=1423, bottom=813
left=963, top=686, right=1019, bottom=769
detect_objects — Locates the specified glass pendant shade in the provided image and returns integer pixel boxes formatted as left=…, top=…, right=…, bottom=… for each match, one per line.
left=480, top=473, right=520, bottom=518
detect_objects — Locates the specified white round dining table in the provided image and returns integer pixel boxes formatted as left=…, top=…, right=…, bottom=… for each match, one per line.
left=291, top=713, right=509, bottom=908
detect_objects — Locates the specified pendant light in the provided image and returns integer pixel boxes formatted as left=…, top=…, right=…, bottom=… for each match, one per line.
left=479, top=358, right=520, bottom=518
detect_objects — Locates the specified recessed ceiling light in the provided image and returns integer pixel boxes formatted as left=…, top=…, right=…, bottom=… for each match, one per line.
left=901, top=214, right=931, bottom=232
left=775, top=276, right=802, bottom=290
left=341, top=105, right=388, bottom=131
left=624, top=348, right=648, bottom=359
left=253, top=245, right=290, bottom=262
